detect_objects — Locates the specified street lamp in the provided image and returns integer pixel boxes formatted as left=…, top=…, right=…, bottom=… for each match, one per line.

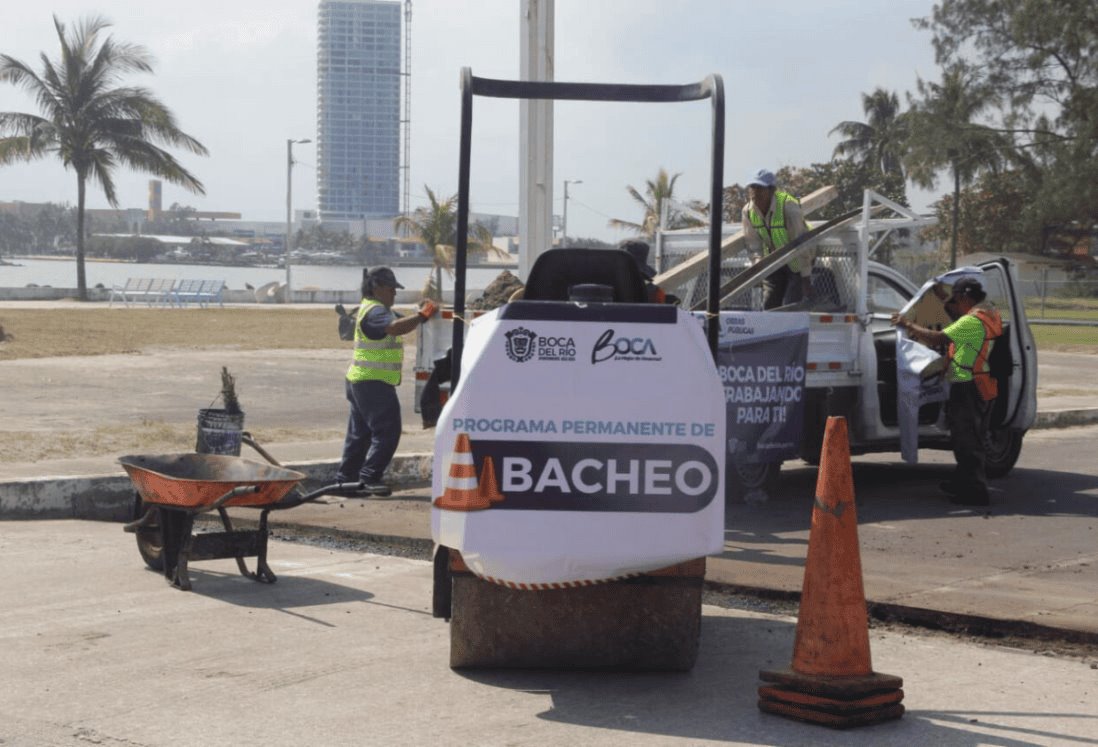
left=562, top=179, right=582, bottom=247
left=285, top=138, right=311, bottom=302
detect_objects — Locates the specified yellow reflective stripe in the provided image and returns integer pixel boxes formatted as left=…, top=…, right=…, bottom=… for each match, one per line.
left=351, top=359, right=402, bottom=371
left=355, top=338, right=402, bottom=350
left=354, top=349, right=402, bottom=361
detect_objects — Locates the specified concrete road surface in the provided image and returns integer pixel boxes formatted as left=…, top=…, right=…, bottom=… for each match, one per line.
left=2, top=521, right=1097, bottom=747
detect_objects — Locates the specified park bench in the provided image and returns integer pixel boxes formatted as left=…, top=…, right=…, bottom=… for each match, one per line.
left=108, top=278, right=175, bottom=307
left=171, top=279, right=225, bottom=308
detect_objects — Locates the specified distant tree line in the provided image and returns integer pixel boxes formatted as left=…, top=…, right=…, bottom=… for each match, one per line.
left=293, top=223, right=406, bottom=265
left=0, top=199, right=408, bottom=266
left=0, top=202, right=75, bottom=255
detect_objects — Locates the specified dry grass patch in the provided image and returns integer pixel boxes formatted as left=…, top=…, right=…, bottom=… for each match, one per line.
left=0, top=307, right=343, bottom=360
left=0, top=420, right=350, bottom=463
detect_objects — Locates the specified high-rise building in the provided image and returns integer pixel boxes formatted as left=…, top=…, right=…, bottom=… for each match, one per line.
left=317, top=0, right=401, bottom=221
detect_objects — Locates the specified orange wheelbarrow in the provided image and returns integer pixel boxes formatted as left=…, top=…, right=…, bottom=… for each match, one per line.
left=120, top=450, right=360, bottom=591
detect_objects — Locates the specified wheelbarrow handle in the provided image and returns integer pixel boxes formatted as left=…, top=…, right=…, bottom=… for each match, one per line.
left=268, top=482, right=361, bottom=511
left=204, top=484, right=261, bottom=513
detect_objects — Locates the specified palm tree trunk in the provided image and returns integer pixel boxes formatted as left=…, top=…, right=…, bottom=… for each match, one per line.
left=76, top=174, right=88, bottom=301
left=950, top=166, right=960, bottom=270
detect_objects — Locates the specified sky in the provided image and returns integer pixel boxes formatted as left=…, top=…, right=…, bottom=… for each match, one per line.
left=0, top=0, right=943, bottom=242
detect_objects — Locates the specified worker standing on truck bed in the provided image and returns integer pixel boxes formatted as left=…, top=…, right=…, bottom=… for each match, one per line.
left=742, top=169, right=813, bottom=309
left=336, top=267, right=437, bottom=495
left=891, top=277, right=1003, bottom=506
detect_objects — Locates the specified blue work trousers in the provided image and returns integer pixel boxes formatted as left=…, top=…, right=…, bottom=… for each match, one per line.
left=337, top=379, right=402, bottom=484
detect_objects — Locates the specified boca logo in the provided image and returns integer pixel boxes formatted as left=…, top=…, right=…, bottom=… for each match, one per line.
left=591, top=328, right=661, bottom=364
left=503, top=327, right=577, bottom=362
left=504, top=327, right=538, bottom=362
left=464, top=439, right=719, bottom=513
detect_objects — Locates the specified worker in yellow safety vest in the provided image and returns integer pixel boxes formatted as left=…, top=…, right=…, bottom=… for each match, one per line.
left=742, top=169, right=813, bottom=309
left=891, top=277, right=1003, bottom=506
left=336, top=266, right=437, bottom=495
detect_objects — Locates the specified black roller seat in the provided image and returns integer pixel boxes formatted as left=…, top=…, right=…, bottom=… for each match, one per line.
left=521, top=248, right=650, bottom=303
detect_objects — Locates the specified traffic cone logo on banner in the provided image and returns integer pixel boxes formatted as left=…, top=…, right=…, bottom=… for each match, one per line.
left=757, top=416, right=904, bottom=729
left=433, top=432, right=491, bottom=511
left=478, top=455, right=505, bottom=504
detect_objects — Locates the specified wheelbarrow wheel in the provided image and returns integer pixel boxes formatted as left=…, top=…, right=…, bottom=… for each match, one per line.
left=132, top=493, right=165, bottom=572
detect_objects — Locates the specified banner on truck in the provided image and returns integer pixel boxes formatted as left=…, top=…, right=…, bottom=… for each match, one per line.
left=709, top=311, right=809, bottom=465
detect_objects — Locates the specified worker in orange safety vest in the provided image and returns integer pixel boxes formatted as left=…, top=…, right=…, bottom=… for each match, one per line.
left=891, top=277, right=1003, bottom=506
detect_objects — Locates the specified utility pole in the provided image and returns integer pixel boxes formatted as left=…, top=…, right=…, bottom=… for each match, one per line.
left=518, top=0, right=554, bottom=279
left=562, top=179, right=581, bottom=247
left=285, top=138, right=311, bottom=302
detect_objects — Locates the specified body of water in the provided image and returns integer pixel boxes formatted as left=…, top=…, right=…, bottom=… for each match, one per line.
left=0, top=258, right=511, bottom=293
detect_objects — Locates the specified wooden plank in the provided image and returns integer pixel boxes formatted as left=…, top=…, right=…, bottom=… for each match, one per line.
left=696, top=206, right=879, bottom=310
left=653, top=185, right=838, bottom=291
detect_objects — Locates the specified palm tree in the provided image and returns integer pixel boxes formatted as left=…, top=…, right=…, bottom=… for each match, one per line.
left=830, top=88, right=909, bottom=182
left=904, top=64, right=1010, bottom=268
left=0, top=16, right=207, bottom=300
left=608, top=167, right=703, bottom=237
left=393, top=185, right=502, bottom=300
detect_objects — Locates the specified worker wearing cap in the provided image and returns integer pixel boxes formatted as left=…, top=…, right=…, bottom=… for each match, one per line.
left=742, top=169, right=813, bottom=309
left=336, top=267, right=437, bottom=496
left=890, top=277, right=1003, bottom=505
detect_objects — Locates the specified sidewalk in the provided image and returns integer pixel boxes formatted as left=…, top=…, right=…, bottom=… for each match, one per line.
left=4, top=520, right=1096, bottom=746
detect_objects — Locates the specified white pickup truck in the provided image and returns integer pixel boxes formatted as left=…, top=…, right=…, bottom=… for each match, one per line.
left=416, top=192, right=1038, bottom=500
left=657, top=192, right=1038, bottom=497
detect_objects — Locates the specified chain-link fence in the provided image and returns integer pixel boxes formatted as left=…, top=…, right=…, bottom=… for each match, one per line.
left=1018, top=278, right=1098, bottom=323
left=657, top=231, right=867, bottom=313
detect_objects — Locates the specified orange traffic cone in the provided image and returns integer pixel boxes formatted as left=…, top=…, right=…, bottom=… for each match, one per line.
left=758, top=416, right=904, bottom=728
left=433, top=433, right=491, bottom=511
left=478, top=455, right=505, bottom=503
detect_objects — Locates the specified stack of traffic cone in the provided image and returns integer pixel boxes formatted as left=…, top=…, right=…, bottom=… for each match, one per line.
left=433, top=433, right=491, bottom=511
left=478, top=455, right=505, bottom=504
left=757, top=416, right=904, bottom=728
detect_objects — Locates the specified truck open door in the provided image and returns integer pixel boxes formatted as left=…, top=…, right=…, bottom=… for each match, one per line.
left=976, top=257, right=1038, bottom=475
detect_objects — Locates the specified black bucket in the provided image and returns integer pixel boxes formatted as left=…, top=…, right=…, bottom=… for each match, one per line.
left=195, top=408, right=245, bottom=456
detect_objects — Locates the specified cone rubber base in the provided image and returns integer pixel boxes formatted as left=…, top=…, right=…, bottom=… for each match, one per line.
left=758, top=684, right=903, bottom=712
left=759, top=667, right=903, bottom=698
left=758, top=698, right=904, bottom=729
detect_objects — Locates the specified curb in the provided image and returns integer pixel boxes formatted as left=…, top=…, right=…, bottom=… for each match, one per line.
left=1033, top=408, right=1098, bottom=429
left=705, top=581, right=1098, bottom=648
left=0, top=453, right=433, bottom=522
left=3, top=408, right=1098, bottom=520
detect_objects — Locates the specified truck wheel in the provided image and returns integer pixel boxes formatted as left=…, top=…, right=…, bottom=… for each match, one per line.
left=986, top=428, right=1024, bottom=479
left=727, top=461, right=782, bottom=501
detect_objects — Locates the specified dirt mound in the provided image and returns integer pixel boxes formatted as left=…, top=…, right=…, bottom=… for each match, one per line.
left=469, top=270, right=524, bottom=310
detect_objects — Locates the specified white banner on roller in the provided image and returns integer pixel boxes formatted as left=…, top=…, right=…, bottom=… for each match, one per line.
left=430, top=306, right=726, bottom=586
